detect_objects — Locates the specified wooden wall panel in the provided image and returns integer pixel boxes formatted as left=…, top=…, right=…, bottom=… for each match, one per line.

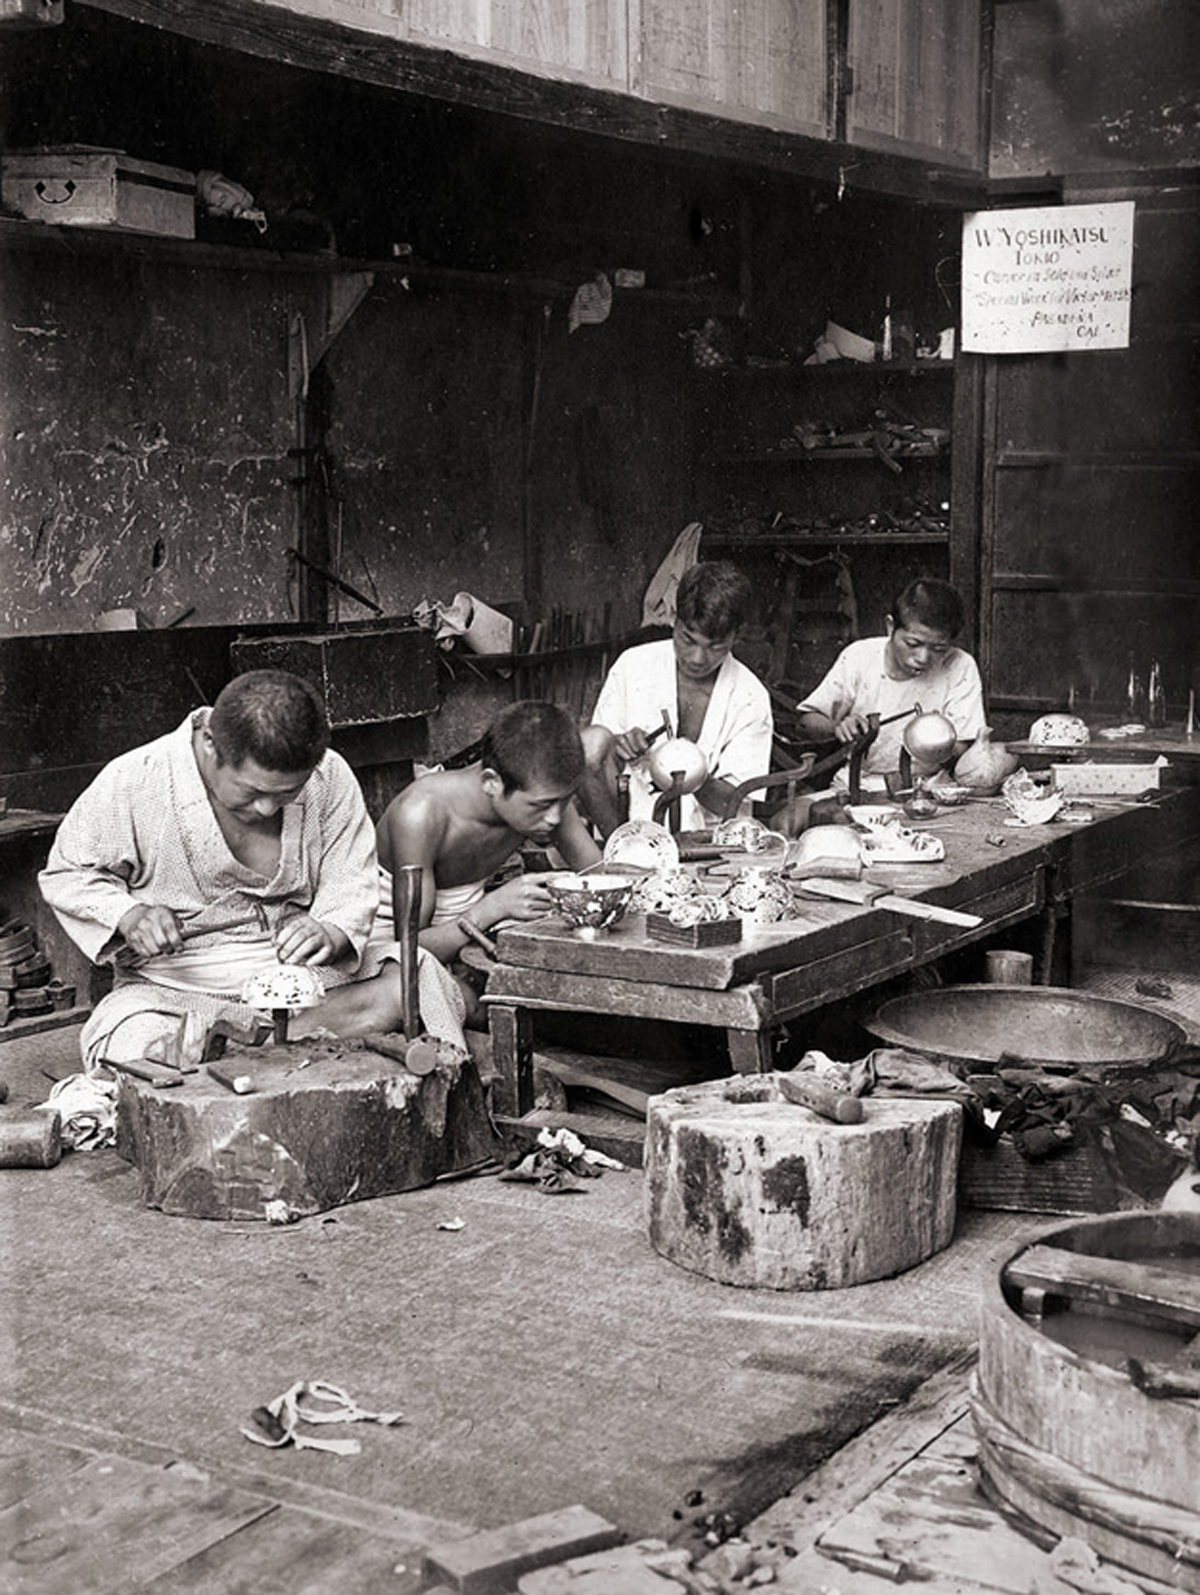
left=991, top=0, right=1200, bottom=179
left=0, top=250, right=324, bottom=637
left=991, top=465, right=1200, bottom=586
left=988, top=590, right=1200, bottom=714
left=980, top=195, right=1200, bottom=721
left=323, top=277, right=692, bottom=639
left=848, top=0, right=981, bottom=168
left=402, top=0, right=628, bottom=86
left=640, top=0, right=827, bottom=136
left=992, top=348, right=1200, bottom=458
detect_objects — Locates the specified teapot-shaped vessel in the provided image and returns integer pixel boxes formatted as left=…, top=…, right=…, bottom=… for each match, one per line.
left=646, top=736, right=709, bottom=795
left=954, top=726, right=1021, bottom=793
left=902, top=709, right=958, bottom=768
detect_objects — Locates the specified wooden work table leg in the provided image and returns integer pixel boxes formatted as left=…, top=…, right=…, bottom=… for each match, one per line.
left=727, top=1027, right=775, bottom=1075
left=490, top=1003, right=534, bottom=1117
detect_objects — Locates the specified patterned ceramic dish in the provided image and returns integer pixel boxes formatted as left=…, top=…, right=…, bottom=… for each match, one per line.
left=845, top=804, right=904, bottom=831
left=721, top=866, right=796, bottom=925
left=1001, top=770, right=1064, bottom=826
left=603, top=819, right=681, bottom=872
left=544, top=873, right=635, bottom=937
left=631, top=866, right=705, bottom=916
left=860, top=824, right=946, bottom=863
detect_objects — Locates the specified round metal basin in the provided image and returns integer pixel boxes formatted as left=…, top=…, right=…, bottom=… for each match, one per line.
left=866, top=984, right=1184, bottom=1071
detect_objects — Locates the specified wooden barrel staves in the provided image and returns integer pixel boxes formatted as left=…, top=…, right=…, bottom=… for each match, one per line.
left=973, top=1211, right=1200, bottom=1592
left=644, top=1075, right=962, bottom=1290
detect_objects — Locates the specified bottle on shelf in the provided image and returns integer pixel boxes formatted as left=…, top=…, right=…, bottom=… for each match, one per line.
left=1126, top=655, right=1147, bottom=723
left=1148, top=659, right=1167, bottom=728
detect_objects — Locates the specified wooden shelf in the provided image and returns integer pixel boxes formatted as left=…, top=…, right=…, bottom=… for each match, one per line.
left=703, top=532, right=948, bottom=549
left=0, top=217, right=737, bottom=310
left=697, top=360, right=957, bottom=377
left=716, top=445, right=946, bottom=465
left=0, top=808, right=65, bottom=843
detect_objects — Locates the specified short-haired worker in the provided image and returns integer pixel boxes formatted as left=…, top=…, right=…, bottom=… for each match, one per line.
left=375, top=701, right=600, bottom=1006
left=794, top=576, right=986, bottom=790
left=40, top=669, right=415, bottom=1069
left=580, top=560, right=773, bottom=836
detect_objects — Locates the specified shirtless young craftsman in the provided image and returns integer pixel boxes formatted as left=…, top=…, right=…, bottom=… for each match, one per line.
left=375, top=701, right=601, bottom=1004
left=40, top=668, right=414, bottom=1070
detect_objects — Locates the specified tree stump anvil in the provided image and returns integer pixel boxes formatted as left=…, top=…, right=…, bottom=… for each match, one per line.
left=115, top=1035, right=498, bottom=1220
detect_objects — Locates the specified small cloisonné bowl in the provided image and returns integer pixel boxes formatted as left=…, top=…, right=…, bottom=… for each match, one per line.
left=544, top=873, right=635, bottom=937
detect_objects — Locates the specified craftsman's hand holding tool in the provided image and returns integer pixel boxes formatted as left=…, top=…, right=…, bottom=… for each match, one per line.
left=273, top=911, right=347, bottom=967
left=614, top=710, right=672, bottom=765
left=614, top=726, right=652, bottom=763
left=117, top=903, right=185, bottom=959
left=485, top=871, right=557, bottom=922
left=831, top=709, right=878, bottom=744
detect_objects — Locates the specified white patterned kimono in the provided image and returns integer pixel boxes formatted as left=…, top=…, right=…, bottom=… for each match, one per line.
left=40, top=709, right=381, bottom=1068
left=591, top=638, right=774, bottom=831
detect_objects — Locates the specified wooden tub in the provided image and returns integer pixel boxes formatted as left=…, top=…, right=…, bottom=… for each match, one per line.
left=973, top=1211, right=1200, bottom=1590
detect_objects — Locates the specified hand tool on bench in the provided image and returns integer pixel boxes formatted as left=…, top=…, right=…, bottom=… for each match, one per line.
left=776, top=1072, right=864, bottom=1123
left=796, top=876, right=982, bottom=927
left=361, top=1030, right=441, bottom=1076
left=457, top=915, right=499, bottom=960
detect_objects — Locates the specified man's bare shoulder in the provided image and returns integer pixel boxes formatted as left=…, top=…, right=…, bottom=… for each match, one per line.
left=381, top=768, right=478, bottom=833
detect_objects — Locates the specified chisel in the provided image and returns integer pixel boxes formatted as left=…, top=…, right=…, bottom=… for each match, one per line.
left=797, top=876, right=982, bottom=928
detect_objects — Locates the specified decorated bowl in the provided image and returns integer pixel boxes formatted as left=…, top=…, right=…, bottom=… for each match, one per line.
left=544, top=873, right=635, bottom=936
left=721, top=867, right=795, bottom=926
left=631, top=867, right=705, bottom=916
left=1028, top=713, right=1090, bottom=747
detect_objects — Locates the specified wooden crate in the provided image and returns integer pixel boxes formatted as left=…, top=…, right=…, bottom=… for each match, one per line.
left=2, top=147, right=194, bottom=237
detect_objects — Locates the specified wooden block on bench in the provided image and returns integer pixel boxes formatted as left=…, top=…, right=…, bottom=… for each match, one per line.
left=424, top=1504, right=623, bottom=1593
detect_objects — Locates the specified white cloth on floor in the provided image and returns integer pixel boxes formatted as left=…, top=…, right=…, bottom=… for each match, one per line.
left=35, top=1072, right=118, bottom=1150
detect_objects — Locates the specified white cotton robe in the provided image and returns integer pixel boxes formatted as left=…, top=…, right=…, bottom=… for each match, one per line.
left=39, top=710, right=379, bottom=1066
left=591, top=638, right=774, bottom=831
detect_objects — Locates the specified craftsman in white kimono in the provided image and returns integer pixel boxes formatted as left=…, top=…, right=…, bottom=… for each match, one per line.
left=40, top=698, right=464, bottom=1071
left=590, top=637, right=774, bottom=833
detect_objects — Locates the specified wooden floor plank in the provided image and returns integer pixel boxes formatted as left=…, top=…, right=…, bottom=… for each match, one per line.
left=0, top=1454, right=274, bottom=1594
left=744, top=1350, right=978, bottom=1552
left=815, top=1451, right=1089, bottom=1595
left=141, top=1506, right=426, bottom=1594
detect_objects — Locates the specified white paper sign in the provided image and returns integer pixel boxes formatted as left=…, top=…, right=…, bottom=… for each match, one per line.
left=961, top=202, right=1135, bottom=354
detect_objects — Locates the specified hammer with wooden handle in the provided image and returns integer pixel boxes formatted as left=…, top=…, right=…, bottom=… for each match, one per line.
left=776, top=1072, right=864, bottom=1123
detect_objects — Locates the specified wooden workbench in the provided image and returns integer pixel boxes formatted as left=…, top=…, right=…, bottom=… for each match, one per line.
left=486, top=789, right=1200, bottom=1116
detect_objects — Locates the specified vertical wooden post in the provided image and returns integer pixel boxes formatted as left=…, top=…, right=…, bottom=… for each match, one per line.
left=490, top=1002, right=535, bottom=1117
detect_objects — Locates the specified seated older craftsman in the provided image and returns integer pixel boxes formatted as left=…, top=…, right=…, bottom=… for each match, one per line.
left=39, top=669, right=424, bottom=1071
left=374, top=700, right=600, bottom=1017
left=579, top=560, right=774, bottom=836
left=794, top=576, right=986, bottom=792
